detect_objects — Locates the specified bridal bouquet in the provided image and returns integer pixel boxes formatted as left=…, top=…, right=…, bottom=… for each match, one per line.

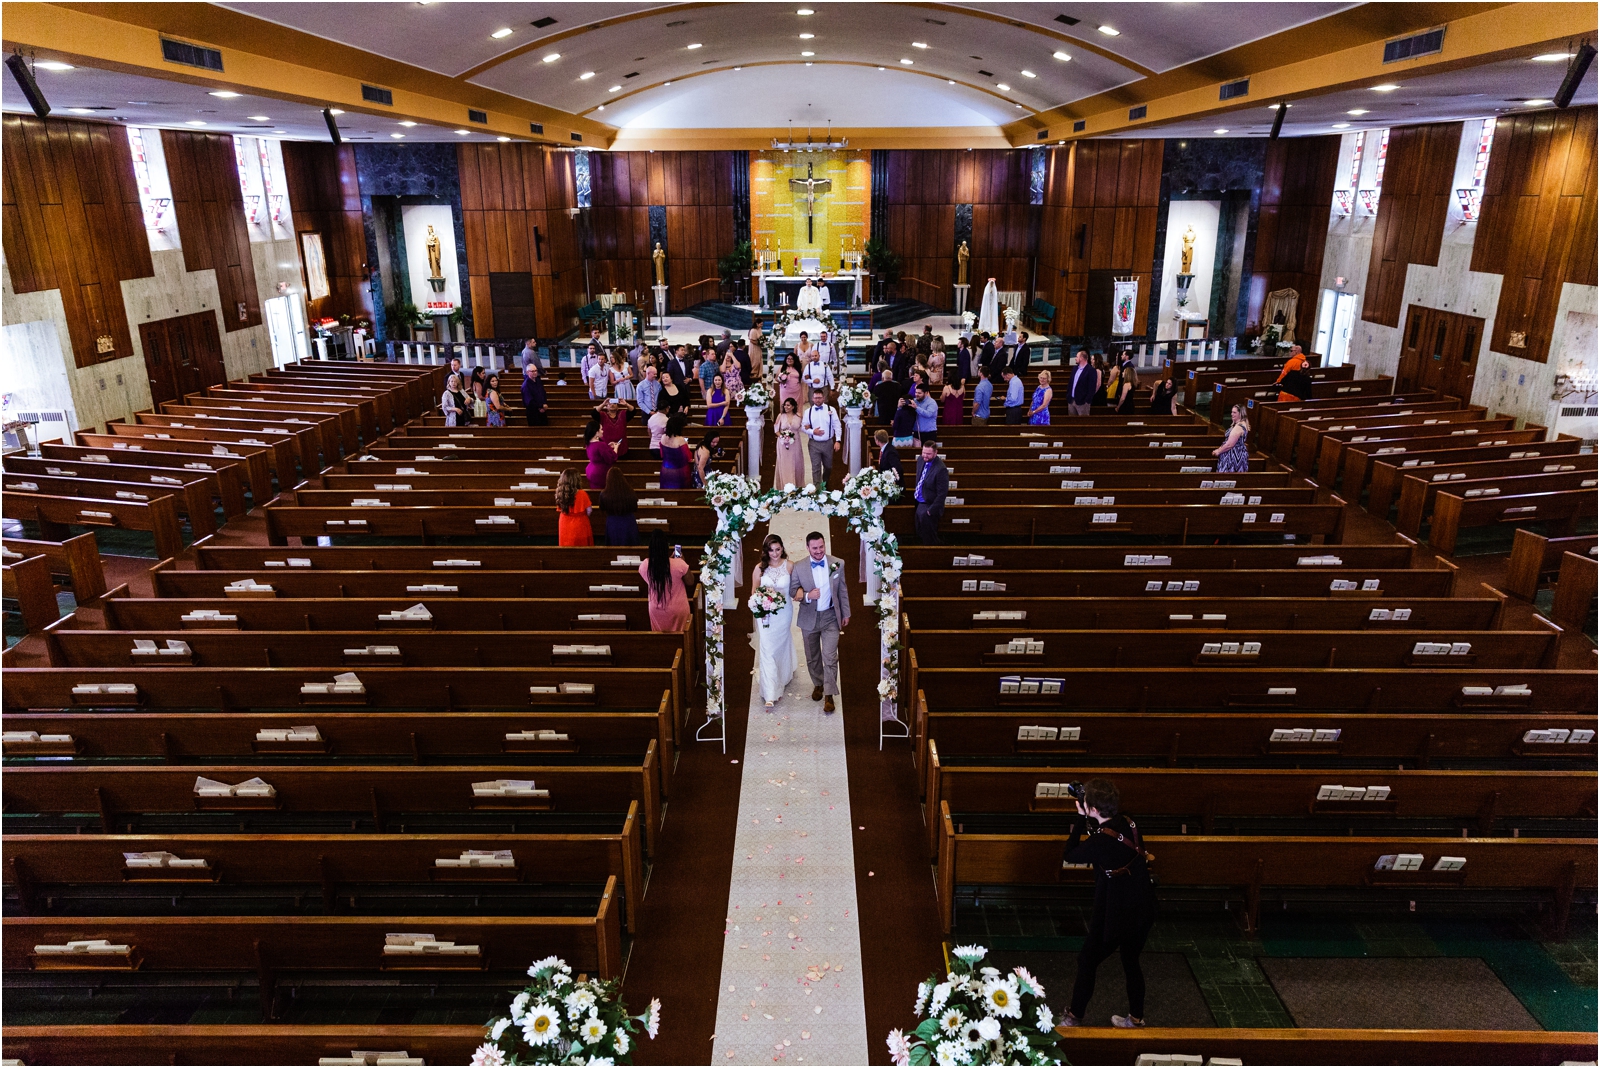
left=749, top=583, right=788, bottom=620
left=886, top=945, right=1066, bottom=1067
left=471, top=957, right=660, bottom=1065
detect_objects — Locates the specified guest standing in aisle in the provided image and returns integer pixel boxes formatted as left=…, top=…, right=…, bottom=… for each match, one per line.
left=912, top=440, right=949, bottom=546
left=555, top=470, right=595, bottom=547
left=1028, top=370, right=1054, bottom=425
left=1067, top=351, right=1095, bottom=417
left=875, top=428, right=904, bottom=491
left=971, top=364, right=994, bottom=426
left=1002, top=368, right=1026, bottom=425
left=1213, top=404, right=1252, bottom=474
left=640, top=532, right=690, bottom=632
left=659, top=413, right=694, bottom=489
left=599, top=469, right=640, bottom=546
left=521, top=363, right=549, bottom=426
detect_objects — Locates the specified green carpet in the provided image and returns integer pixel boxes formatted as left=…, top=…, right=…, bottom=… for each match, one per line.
left=1260, top=956, right=1540, bottom=1030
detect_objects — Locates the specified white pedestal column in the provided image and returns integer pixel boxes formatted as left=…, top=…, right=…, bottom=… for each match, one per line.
left=652, top=284, right=668, bottom=331
left=952, top=284, right=971, bottom=319
left=844, top=406, right=865, bottom=476
left=744, top=405, right=766, bottom=480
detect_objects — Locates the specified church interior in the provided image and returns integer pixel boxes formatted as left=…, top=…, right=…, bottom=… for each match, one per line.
left=0, top=2, right=1597, bottom=1064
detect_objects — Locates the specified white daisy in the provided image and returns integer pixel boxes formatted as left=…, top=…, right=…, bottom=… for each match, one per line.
left=488, top=1018, right=511, bottom=1042
left=564, top=986, right=598, bottom=1020
left=960, top=1019, right=985, bottom=1047
left=976, top=1017, right=1001, bottom=1042
left=612, top=1029, right=631, bottom=1056
left=527, top=955, right=562, bottom=977
left=521, top=1003, right=560, bottom=1047
left=583, top=1058, right=615, bottom=1067
left=579, top=1014, right=607, bottom=1045
left=1014, top=966, right=1044, bottom=998
left=886, top=1028, right=912, bottom=1066
left=940, top=1007, right=966, bottom=1035
left=913, top=981, right=931, bottom=1016
left=928, top=981, right=953, bottom=1015
left=645, top=997, right=662, bottom=1039
left=469, top=1043, right=506, bottom=1066
left=951, top=944, right=987, bottom=961
left=1035, top=1004, right=1054, bottom=1032
left=934, top=1039, right=967, bottom=1066
left=981, top=975, right=1023, bottom=1019
left=510, top=993, right=531, bottom=1023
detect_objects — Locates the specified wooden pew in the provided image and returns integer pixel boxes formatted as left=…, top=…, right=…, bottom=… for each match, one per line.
left=157, top=401, right=345, bottom=468
left=1, top=554, right=60, bottom=634
left=900, top=596, right=1501, bottom=632
left=899, top=544, right=1417, bottom=571
left=202, top=384, right=375, bottom=448
left=1367, top=438, right=1586, bottom=517
left=882, top=501, right=1348, bottom=544
left=1339, top=428, right=1552, bottom=499
left=934, top=821, right=1594, bottom=935
left=1428, top=488, right=1597, bottom=556
left=1274, top=399, right=1468, bottom=465
left=1396, top=466, right=1597, bottom=538
left=1297, top=407, right=1488, bottom=474
left=920, top=706, right=1598, bottom=768
left=70, top=435, right=274, bottom=504
left=1, top=533, right=107, bottom=602
left=1315, top=418, right=1518, bottom=488
left=1219, top=375, right=1394, bottom=423
left=5, top=825, right=643, bottom=934
left=900, top=567, right=1454, bottom=599
left=1386, top=454, right=1596, bottom=530
left=189, top=542, right=705, bottom=571
left=1192, top=363, right=1354, bottom=410
left=3, top=892, right=625, bottom=982
left=8, top=453, right=247, bottom=521
left=4, top=471, right=218, bottom=539
left=1505, top=530, right=1599, bottom=601
left=1172, top=352, right=1324, bottom=408
left=1250, top=392, right=1438, bottom=455
left=100, top=420, right=298, bottom=483
left=4, top=491, right=184, bottom=562
left=264, top=502, right=717, bottom=545
left=133, top=410, right=324, bottom=472
left=1550, top=551, right=1598, bottom=633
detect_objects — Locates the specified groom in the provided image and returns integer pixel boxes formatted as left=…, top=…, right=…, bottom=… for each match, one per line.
left=791, top=531, right=850, bottom=713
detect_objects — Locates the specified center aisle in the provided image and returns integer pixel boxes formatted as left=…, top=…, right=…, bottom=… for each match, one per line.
left=710, top=510, right=871, bottom=1065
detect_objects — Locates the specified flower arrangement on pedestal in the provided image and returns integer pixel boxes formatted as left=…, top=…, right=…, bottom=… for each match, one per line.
left=471, top=957, right=661, bottom=1066
left=741, top=379, right=772, bottom=410
left=837, top=378, right=872, bottom=411
left=1002, top=305, right=1020, bottom=332
left=886, top=945, right=1067, bottom=1067
left=961, top=310, right=977, bottom=334
left=698, top=468, right=902, bottom=728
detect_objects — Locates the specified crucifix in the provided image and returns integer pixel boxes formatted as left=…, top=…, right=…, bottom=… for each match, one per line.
left=788, top=161, right=833, bottom=244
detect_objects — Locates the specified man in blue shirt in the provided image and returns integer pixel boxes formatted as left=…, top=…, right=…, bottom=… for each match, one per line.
left=635, top=364, right=662, bottom=416
left=913, top=383, right=938, bottom=438
left=972, top=364, right=994, bottom=426
left=1002, top=368, right=1026, bottom=424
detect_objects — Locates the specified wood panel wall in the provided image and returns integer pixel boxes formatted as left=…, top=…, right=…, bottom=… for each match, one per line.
left=1, top=116, right=153, bottom=367
left=280, top=142, right=370, bottom=324
left=457, top=142, right=583, bottom=339
left=160, top=130, right=262, bottom=333
left=1037, top=139, right=1164, bottom=337
left=1252, top=135, right=1342, bottom=337
left=880, top=150, right=1037, bottom=306
left=1361, top=122, right=1462, bottom=329
left=1470, top=107, right=1597, bottom=364
left=588, top=151, right=738, bottom=313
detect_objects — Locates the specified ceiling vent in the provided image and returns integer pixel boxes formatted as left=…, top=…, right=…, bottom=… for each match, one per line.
left=1128, top=104, right=1147, bottom=121
left=160, top=37, right=223, bottom=72
left=530, top=122, right=544, bottom=135
left=1219, top=78, right=1249, bottom=101
left=978, top=69, right=994, bottom=77
left=1037, top=129, right=1049, bottom=139
left=571, top=132, right=583, bottom=142
left=468, top=109, right=488, bottom=124
left=1073, top=119, right=1086, bottom=132
left=1384, top=27, right=1445, bottom=63
left=925, top=18, right=947, bottom=25
left=1054, top=14, right=1081, bottom=25
left=530, top=16, right=558, bottom=28
left=361, top=84, right=393, bottom=106
left=624, top=71, right=641, bottom=79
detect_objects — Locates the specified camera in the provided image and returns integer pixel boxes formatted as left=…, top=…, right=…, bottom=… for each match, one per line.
left=1064, top=781, right=1086, bottom=801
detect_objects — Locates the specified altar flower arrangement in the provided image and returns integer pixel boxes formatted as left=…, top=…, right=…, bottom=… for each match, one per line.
left=742, top=380, right=772, bottom=409
left=471, top=957, right=661, bottom=1066
left=887, top=946, right=1066, bottom=1067
left=748, top=583, right=787, bottom=621
left=837, top=378, right=872, bottom=411
left=961, top=310, right=976, bottom=332
left=1002, top=305, right=1020, bottom=331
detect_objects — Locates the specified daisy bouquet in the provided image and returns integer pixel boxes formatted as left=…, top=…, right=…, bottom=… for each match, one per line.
left=471, top=956, right=661, bottom=1065
left=837, top=378, right=872, bottom=411
left=748, top=582, right=788, bottom=620
left=886, top=945, right=1066, bottom=1067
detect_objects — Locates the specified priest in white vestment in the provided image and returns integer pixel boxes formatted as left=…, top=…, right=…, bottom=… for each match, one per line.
left=795, top=280, right=824, bottom=315
left=977, top=277, right=1000, bottom=334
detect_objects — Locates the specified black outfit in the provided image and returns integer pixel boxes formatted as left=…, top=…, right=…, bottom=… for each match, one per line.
left=659, top=384, right=691, bottom=416
left=1063, top=812, right=1156, bottom=1021
left=872, top=377, right=906, bottom=423
left=1149, top=379, right=1175, bottom=416
left=877, top=444, right=904, bottom=490
left=449, top=389, right=472, bottom=426
left=1279, top=367, right=1314, bottom=401
left=521, top=378, right=549, bottom=426
left=1115, top=364, right=1139, bottom=414
left=891, top=349, right=913, bottom=384
left=1010, top=343, right=1033, bottom=379
left=911, top=456, right=948, bottom=545
left=733, top=345, right=753, bottom=383
left=890, top=403, right=918, bottom=445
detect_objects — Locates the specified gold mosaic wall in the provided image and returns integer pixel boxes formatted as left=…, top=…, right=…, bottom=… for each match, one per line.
left=750, top=150, right=872, bottom=274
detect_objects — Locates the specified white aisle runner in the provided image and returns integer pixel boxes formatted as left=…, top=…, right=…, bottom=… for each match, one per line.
left=710, top=511, right=870, bottom=1065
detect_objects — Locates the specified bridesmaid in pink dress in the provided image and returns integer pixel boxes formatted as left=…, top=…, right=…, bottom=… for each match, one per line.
left=772, top=397, right=804, bottom=488
left=777, top=354, right=804, bottom=414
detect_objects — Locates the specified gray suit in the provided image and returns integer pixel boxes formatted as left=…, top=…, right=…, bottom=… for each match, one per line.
left=790, top=554, right=850, bottom=697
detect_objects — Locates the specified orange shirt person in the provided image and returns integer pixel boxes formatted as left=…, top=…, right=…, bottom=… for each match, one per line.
left=1275, top=345, right=1309, bottom=403
left=555, top=469, right=595, bottom=546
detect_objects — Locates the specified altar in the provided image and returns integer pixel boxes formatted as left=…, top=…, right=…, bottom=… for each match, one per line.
left=759, top=273, right=861, bottom=309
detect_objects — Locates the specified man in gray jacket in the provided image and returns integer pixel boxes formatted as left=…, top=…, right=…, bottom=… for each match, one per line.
left=790, top=531, right=850, bottom=713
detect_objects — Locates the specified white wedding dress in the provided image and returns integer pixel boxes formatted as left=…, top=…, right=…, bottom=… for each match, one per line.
left=977, top=278, right=1000, bottom=334
left=755, top=562, right=795, bottom=705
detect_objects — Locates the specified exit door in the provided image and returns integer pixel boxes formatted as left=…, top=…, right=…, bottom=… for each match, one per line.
left=1397, top=304, right=1482, bottom=401
left=1313, top=290, right=1358, bottom=367
left=140, top=311, right=227, bottom=404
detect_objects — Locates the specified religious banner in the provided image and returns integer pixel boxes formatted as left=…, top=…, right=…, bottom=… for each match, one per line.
left=1112, top=277, right=1139, bottom=336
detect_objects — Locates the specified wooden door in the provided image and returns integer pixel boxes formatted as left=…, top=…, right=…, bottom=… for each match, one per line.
left=1397, top=304, right=1431, bottom=394
left=187, top=312, right=227, bottom=391
left=1441, top=312, right=1483, bottom=402
left=139, top=312, right=227, bottom=404
left=139, top=319, right=179, bottom=405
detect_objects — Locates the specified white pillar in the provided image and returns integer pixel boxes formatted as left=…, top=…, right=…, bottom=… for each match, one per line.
left=844, top=407, right=865, bottom=475
left=744, top=406, right=766, bottom=481
left=863, top=540, right=880, bottom=604
left=724, top=539, right=742, bottom=609
left=952, top=284, right=971, bottom=319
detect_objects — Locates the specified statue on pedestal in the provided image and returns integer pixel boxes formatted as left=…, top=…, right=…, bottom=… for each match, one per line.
left=652, top=242, right=667, bottom=286
left=956, top=240, right=970, bottom=286
left=1180, top=226, right=1196, bottom=275
left=425, top=225, right=446, bottom=293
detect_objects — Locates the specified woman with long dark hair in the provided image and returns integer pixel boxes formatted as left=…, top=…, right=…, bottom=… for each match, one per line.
left=659, top=413, right=693, bottom=490
left=638, top=531, right=690, bottom=632
left=555, top=469, right=594, bottom=546
left=584, top=419, right=619, bottom=490
left=599, top=468, right=640, bottom=546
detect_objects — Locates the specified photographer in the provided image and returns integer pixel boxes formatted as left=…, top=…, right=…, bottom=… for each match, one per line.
left=1059, top=778, right=1155, bottom=1029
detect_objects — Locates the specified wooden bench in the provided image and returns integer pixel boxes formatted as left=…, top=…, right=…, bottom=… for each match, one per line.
left=156, top=402, right=345, bottom=468
left=264, top=502, right=718, bottom=545
left=134, top=410, right=326, bottom=472
left=1193, top=364, right=1355, bottom=411
left=1251, top=392, right=1437, bottom=455
left=4, top=471, right=218, bottom=539
left=188, top=542, right=705, bottom=572
left=1396, top=466, right=1597, bottom=538
left=1429, top=488, right=1597, bottom=556
left=1, top=533, right=107, bottom=603
left=4, top=492, right=184, bottom=562
left=8, top=453, right=247, bottom=521
left=1, top=554, right=59, bottom=634
left=899, top=543, right=1417, bottom=571
left=900, top=595, right=1501, bottom=632
left=1367, top=438, right=1586, bottom=517
left=1275, top=399, right=1469, bottom=465
left=100, top=420, right=299, bottom=484
left=1550, top=550, right=1598, bottom=633
left=1173, top=352, right=1323, bottom=408
left=70, top=435, right=274, bottom=504
left=1296, top=407, right=1489, bottom=474
left=1222, top=375, right=1395, bottom=423
left=1505, top=530, right=1599, bottom=601
left=900, top=566, right=1454, bottom=599
left=882, top=501, right=1348, bottom=544
left=1339, top=428, right=1552, bottom=499
left=1315, top=418, right=1519, bottom=488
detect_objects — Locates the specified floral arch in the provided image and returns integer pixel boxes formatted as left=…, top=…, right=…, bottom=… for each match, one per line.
left=697, top=469, right=906, bottom=750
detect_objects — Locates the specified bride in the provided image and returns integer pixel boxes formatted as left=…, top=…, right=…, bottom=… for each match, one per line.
left=750, top=534, right=795, bottom=710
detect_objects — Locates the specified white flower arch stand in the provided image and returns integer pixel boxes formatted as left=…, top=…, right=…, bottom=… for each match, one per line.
left=695, top=470, right=909, bottom=752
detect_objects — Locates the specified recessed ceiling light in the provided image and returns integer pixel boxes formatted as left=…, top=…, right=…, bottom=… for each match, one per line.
left=497, top=135, right=512, bottom=142
left=390, top=132, right=405, bottom=138
left=399, top=120, right=418, bottom=127
left=597, top=105, right=605, bottom=110
left=579, top=71, right=595, bottom=80
left=878, top=66, right=886, bottom=71
left=900, top=58, right=913, bottom=65
left=491, top=27, right=513, bottom=39
left=1097, top=24, right=1120, bottom=36
left=1331, top=122, right=1351, bottom=129
left=797, top=8, right=814, bottom=14
left=1266, top=103, right=1291, bottom=110
left=609, top=84, right=622, bottom=91
left=686, top=42, right=702, bottom=49
left=1014, top=103, right=1023, bottom=109
left=947, top=79, right=955, bottom=84
left=805, top=62, right=813, bottom=67
left=802, top=51, right=814, bottom=56
left=799, top=32, right=815, bottom=39
left=542, top=53, right=561, bottom=63
left=248, top=114, right=271, bottom=121
left=1020, top=70, right=1036, bottom=78
left=329, top=108, right=345, bottom=115
left=1370, top=83, right=1399, bottom=92
left=1052, top=51, right=1071, bottom=62
left=1058, top=139, right=1066, bottom=144
left=663, top=80, right=672, bottom=86
left=996, top=82, right=1010, bottom=90
left=912, top=41, right=928, bottom=49
left=1213, top=128, right=1228, bottom=134
left=1347, top=108, right=1369, bottom=116
left=67, top=107, right=94, bottom=114
left=1532, top=52, right=1575, bottom=62
left=455, top=129, right=470, bottom=135
left=208, top=91, right=241, bottom=99
left=35, top=61, right=73, bottom=71
left=1524, top=98, right=1553, bottom=106
left=185, top=120, right=207, bottom=126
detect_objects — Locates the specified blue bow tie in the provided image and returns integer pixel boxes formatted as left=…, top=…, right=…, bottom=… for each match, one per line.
left=811, top=560, right=826, bottom=567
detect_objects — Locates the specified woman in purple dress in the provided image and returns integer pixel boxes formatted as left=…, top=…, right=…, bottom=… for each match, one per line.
left=1213, top=404, right=1252, bottom=473
left=659, top=413, right=694, bottom=490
